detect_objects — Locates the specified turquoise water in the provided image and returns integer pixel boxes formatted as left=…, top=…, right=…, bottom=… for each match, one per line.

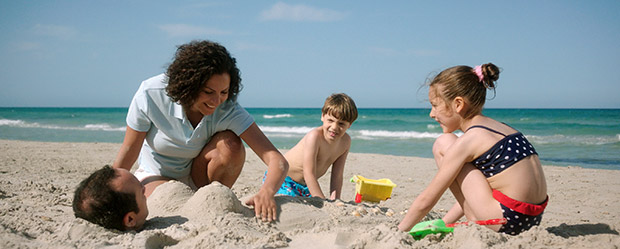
left=1, top=107, right=619, bottom=170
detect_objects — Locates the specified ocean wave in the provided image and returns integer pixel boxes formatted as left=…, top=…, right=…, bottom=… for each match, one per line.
left=259, top=125, right=448, bottom=140
left=0, top=119, right=25, bottom=126
left=82, top=124, right=126, bottom=131
left=259, top=126, right=313, bottom=134
left=0, top=119, right=125, bottom=132
left=354, top=129, right=442, bottom=140
left=528, top=134, right=620, bottom=146
left=263, top=114, right=292, bottom=119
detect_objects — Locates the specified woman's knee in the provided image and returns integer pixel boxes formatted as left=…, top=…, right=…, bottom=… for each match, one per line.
left=212, top=130, right=245, bottom=163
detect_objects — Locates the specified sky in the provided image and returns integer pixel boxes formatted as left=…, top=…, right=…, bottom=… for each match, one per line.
left=1, top=1, right=619, bottom=109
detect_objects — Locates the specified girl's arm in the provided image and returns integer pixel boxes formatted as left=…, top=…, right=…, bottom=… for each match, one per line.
left=443, top=202, right=465, bottom=224
left=301, top=130, right=326, bottom=198
left=113, top=126, right=147, bottom=171
left=397, top=138, right=472, bottom=231
left=240, top=122, right=289, bottom=222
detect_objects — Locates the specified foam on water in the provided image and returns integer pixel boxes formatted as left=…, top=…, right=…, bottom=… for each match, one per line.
left=0, top=119, right=125, bottom=132
left=263, top=114, right=293, bottom=119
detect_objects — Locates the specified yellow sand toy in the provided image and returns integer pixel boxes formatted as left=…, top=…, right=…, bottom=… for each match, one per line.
left=350, top=175, right=396, bottom=203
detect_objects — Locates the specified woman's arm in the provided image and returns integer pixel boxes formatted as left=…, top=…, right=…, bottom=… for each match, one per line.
left=113, top=126, right=147, bottom=171
left=240, top=122, right=289, bottom=222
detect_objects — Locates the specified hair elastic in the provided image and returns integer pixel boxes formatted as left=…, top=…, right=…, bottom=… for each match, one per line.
left=473, top=65, right=484, bottom=82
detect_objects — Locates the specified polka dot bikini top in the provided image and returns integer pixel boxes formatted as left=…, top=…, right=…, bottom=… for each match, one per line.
left=468, top=125, right=538, bottom=178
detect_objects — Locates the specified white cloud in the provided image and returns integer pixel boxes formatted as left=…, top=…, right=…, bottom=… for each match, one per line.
left=368, top=47, right=442, bottom=57
left=14, top=41, right=42, bottom=51
left=408, top=49, right=441, bottom=57
left=31, top=24, right=77, bottom=39
left=158, top=24, right=231, bottom=37
left=368, top=46, right=399, bottom=56
left=260, top=2, right=346, bottom=22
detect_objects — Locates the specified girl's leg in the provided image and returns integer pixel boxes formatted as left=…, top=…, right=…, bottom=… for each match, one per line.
left=191, top=130, right=246, bottom=188
left=443, top=202, right=465, bottom=224
left=454, top=163, right=504, bottom=231
left=432, top=133, right=503, bottom=231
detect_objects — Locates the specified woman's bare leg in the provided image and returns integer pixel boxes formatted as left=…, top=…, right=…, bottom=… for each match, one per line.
left=141, top=177, right=173, bottom=197
left=191, top=130, right=246, bottom=188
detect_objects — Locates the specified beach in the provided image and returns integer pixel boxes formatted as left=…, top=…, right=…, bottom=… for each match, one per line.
left=1, top=139, right=619, bottom=248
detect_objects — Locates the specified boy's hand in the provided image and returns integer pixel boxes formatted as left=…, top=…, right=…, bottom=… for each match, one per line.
left=245, top=189, right=277, bottom=222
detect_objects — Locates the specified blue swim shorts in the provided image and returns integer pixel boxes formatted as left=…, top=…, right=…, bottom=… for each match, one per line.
left=263, top=171, right=311, bottom=197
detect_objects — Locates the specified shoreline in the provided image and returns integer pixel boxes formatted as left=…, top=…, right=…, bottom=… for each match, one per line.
left=1, top=138, right=618, bottom=171
left=1, top=139, right=619, bottom=248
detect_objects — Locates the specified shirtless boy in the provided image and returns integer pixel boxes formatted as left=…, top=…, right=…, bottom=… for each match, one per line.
left=276, top=93, right=358, bottom=199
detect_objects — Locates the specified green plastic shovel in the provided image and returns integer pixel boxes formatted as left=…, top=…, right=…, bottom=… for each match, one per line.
left=408, top=219, right=454, bottom=240
left=408, top=218, right=507, bottom=240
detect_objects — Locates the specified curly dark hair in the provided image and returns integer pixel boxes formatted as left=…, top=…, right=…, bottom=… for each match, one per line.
left=165, top=40, right=242, bottom=108
left=72, top=165, right=139, bottom=231
left=429, top=63, right=501, bottom=119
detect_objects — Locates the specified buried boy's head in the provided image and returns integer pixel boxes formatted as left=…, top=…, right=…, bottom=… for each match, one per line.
left=72, top=165, right=148, bottom=231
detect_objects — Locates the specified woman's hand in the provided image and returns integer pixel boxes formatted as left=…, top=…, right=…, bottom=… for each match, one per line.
left=245, top=188, right=277, bottom=222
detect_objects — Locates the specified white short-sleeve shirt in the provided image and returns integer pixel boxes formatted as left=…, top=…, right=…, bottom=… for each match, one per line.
left=126, top=73, right=254, bottom=179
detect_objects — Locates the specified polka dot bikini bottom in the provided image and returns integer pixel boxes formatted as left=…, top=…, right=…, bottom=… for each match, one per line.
left=493, top=189, right=548, bottom=235
left=498, top=203, right=543, bottom=235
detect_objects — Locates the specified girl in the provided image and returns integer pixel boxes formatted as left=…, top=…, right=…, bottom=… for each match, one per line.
left=398, top=63, right=548, bottom=235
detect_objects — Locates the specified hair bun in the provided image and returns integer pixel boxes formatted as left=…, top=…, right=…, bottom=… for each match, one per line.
left=480, top=63, right=500, bottom=88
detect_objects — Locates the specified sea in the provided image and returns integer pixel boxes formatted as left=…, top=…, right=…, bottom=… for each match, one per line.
left=1, top=107, right=619, bottom=170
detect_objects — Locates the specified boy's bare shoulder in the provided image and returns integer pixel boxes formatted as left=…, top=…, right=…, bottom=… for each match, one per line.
left=342, top=132, right=352, bottom=143
left=304, top=127, right=323, bottom=141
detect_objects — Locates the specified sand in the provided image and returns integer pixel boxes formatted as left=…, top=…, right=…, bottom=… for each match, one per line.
left=1, top=139, right=619, bottom=248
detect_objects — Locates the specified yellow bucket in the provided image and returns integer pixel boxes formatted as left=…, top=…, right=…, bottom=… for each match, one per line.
left=350, top=175, right=396, bottom=203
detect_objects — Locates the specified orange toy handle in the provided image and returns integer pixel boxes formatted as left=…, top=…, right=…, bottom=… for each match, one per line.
left=446, top=218, right=507, bottom=227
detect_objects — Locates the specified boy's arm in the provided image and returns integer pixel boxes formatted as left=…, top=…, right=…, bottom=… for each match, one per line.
left=329, top=148, right=348, bottom=200
left=302, top=131, right=326, bottom=198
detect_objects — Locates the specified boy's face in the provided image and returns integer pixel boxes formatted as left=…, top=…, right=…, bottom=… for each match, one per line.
left=320, top=113, right=352, bottom=142
left=112, top=168, right=148, bottom=230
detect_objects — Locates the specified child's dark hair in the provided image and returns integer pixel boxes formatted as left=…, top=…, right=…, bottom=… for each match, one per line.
left=429, top=63, right=500, bottom=119
left=165, top=40, right=242, bottom=108
left=322, top=93, right=358, bottom=123
left=72, top=165, right=139, bottom=231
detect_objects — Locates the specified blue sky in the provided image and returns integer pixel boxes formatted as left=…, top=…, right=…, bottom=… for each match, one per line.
left=1, top=1, right=619, bottom=108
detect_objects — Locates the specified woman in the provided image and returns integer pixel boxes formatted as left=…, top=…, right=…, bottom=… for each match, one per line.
left=113, top=40, right=288, bottom=222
